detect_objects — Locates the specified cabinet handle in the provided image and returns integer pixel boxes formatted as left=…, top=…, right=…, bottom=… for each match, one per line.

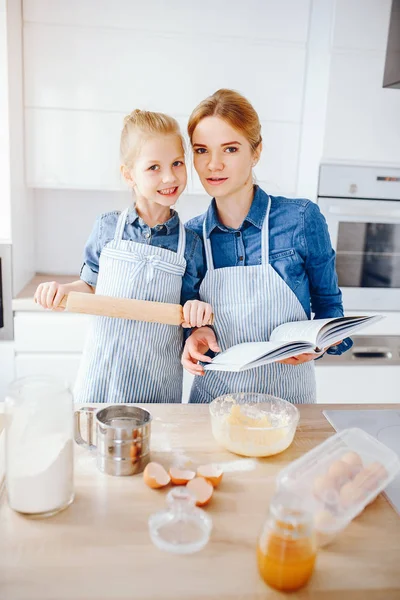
left=352, top=350, right=392, bottom=360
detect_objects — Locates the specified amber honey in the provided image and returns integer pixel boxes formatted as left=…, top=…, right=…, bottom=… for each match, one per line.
left=257, top=494, right=317, bottom=592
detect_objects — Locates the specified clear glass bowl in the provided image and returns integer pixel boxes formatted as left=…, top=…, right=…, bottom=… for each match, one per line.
left=209, top=392, right=300, bottom=458
left=148, top=487, right=212, bottom=554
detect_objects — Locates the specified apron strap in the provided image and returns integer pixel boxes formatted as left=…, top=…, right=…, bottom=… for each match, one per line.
left=176, top=220, right=186, bottom=260
left=114, top=208, right=129, bottom=242
left=261, top=194, right=271, bottom=265
left=202, top=219, right=214, bottom=271
left=203, top=193, right=272, bottom=269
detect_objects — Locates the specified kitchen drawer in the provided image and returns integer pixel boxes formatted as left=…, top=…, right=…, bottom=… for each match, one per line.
left=14, top=355, right=192, bottom=403
left=14, top=312, right=90, bottom=352
left=316, top=365, right=400, bottom=404
left=15, top=353, right=82, bottom=388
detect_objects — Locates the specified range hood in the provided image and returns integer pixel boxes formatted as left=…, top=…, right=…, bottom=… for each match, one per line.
left=383, top=0, right=400, bottom=88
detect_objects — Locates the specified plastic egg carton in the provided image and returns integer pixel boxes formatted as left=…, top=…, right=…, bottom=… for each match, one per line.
left=275, top=427, right=400, bottom=545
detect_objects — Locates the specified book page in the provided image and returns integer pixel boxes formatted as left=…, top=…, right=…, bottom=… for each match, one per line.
left=318, top=315, right=383, bottom=347
left=203, top=340, right=314, bottom=371
left=208, top=341, right=289, bottom=369
left=270, top=319, right=334, bottom=345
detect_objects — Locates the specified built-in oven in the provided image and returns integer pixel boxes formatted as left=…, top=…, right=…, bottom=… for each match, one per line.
left=318, top=164, right=400, bottom=311
left=0, top=244, right=13, bottom=341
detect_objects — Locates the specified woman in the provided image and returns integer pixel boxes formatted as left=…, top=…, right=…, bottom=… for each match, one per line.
left=183, top=89, right=352, bottom=404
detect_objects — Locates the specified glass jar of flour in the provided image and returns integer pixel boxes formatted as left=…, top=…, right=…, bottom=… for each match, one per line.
left=5, top=375, right=74, bottom=517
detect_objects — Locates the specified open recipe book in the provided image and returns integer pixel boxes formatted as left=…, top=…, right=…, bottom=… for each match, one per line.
left=203, top=315, right=383, bottom=372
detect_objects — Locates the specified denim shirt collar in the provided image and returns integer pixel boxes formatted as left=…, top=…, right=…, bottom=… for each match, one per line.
left=204, top=185, right=269, bottom=238
left=126, top=205, right=179, bottom=234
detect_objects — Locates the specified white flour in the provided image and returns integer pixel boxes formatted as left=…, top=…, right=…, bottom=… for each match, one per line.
left=7, top=434, right=73, bottom=514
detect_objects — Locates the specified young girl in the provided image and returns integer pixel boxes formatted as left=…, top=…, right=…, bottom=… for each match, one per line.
left=182, top=89, right=353, bottom=404
left=34, top=109, right=211, bottom=403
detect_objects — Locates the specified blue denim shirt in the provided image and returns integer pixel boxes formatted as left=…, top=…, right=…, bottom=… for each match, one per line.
left=186, top=186, right=352, bottom=356
left=80, top=206, right=204, bottom=304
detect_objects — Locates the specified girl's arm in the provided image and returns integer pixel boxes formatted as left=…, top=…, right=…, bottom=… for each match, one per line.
left=34, top=216, right=102, bottom=310
left=34, top=279, right=94, bottom=311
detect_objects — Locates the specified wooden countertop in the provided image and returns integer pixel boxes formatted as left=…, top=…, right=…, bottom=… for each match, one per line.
left=0, top=403, right=399, bottom=600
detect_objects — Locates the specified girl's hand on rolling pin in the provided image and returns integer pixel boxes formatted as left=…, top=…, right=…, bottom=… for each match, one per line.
left=181, top=327, right=221, bottom=376
left=33, top=281, right=67, bottom=311
left=182, top=300, right=213, bottom=328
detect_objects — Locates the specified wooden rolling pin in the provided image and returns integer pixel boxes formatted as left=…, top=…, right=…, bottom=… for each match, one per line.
left=59, top=292, right=214, bottom=326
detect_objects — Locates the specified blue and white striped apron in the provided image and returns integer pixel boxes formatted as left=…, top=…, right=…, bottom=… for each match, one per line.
left=74, top=208, right=186, bottom=403
left=189, top=195, right=316, bottom=404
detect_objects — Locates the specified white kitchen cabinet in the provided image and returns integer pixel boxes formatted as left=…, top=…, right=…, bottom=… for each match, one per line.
left=0, top=341, right=15, bottom=402
left=13, top=311, right=88, bottom=396
left=15, top=351, right=194, bottom=403
left=24, top=18, right=306, bottom=120
left=315, top=365, right=400, bottom=404
left=12, top=310, right=195, bottom=402
left=25, top=109, right=300, bottom=196
left=14, top=312, right=90, bottom=352
left=14, top=353, right=81, bottom=390
left=23, top=0, right=308, bottom=193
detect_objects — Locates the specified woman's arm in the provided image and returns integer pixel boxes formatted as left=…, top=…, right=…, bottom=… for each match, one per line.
left=79, top=215, right=103, bottom=288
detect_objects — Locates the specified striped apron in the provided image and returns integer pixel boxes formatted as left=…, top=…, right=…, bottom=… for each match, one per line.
left=189, top=195, right=316, bottom=404
left=74, top=208, right=186, bottom=403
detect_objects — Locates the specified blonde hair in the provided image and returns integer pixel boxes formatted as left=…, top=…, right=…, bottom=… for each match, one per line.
left=187, top=89, right=262, bottom=153
left=120, top=109, right=185, bottom=169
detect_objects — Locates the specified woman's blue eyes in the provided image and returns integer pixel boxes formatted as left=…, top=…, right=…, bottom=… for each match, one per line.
left=194, top=147, right=238, bottom=154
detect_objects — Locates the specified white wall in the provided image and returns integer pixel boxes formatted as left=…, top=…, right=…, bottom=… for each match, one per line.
left=0, top=0, right=11, bottom=243
left=22, top=0, right=320, bottom=274
left=21, top=0, right=400, bottom=276
left=22, top=0, right=313, bottom=195
left=33, top=188, right=211, bottom=274
left=323, top=0, right=400, bottom=165
left=6, top=0, right=35, bottom=293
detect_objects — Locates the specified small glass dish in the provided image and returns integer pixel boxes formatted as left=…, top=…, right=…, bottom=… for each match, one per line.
left=148, top=487, right=212, bottom=554
left=209, top=392, right=299, bottom=458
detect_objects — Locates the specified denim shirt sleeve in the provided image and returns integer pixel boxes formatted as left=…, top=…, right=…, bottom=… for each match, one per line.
left=80, top=216, right=102, bottom=287
left=303, top=201, right=353, bottom=356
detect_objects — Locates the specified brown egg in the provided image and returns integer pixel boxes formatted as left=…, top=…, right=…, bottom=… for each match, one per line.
left=341, top=451, right=363, bottom=467
left=314, top=509, right=336, bottom=530
left=353, top=468, right=377, bottom=493
left=313, top=474, right=336, bottom=500
left=197, top=464, right=224, bottom=488
left=169, top=467, right=196, bottom=485
left=339, top=481, right=365, bottom=508
left=314, top=509, right=337, bottom=547
left=365, top=461, right=388, bottom=486
left=341, top=451, right=363, bottom=477
left=186, top=477, right=213, bottom=506
left=143, top=462, right=171, bottom=489
left=327, top=460, right=354, bottom=487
